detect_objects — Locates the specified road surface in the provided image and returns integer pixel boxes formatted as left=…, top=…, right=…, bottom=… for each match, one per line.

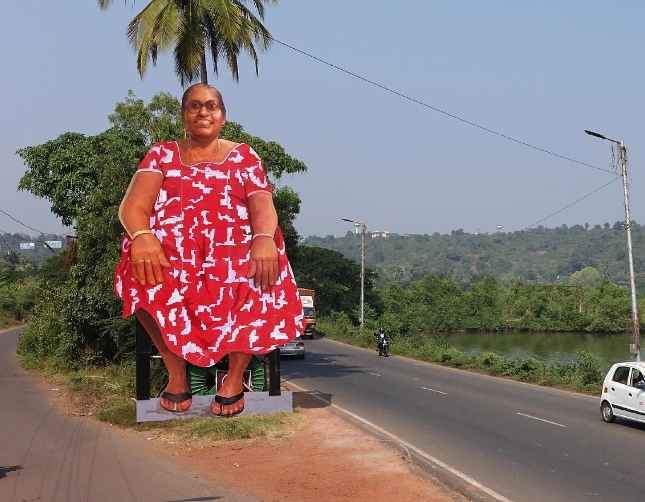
left=0, top=326, right=260, bottom=502
left=281, top=336, right=645, bottom=502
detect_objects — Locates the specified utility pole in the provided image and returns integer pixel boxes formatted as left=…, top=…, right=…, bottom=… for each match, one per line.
left=585, top=130, right=641, bottom=361
left=341, top=218, right=366, bottom=329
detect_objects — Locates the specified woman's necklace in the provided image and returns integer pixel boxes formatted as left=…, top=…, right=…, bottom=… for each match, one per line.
left=188, top=137, right=219, bottom=165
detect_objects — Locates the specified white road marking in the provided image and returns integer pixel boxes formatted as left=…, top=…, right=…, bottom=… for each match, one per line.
left=516, top=412, right=566, bottom=427
left=421, top=387, right=448, bottom=395
left=365, top=371, right=381, bottom=377
left=286, top=381, right=515, bottom=502
left=323, top=357, right=337, bottom=364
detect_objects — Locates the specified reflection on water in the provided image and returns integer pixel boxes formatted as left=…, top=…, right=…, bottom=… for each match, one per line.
left=446, top=331, right=644, bottom=366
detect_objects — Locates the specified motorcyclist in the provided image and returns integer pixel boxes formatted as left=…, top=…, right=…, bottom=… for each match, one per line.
left=374, top=328, right=389, bottom=351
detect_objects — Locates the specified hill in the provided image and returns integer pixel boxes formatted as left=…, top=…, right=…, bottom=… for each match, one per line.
left=302, top=221, right=644, bottom=289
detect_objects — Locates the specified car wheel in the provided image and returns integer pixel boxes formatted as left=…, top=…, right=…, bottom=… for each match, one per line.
left=600, top=401, right=615, bottom=423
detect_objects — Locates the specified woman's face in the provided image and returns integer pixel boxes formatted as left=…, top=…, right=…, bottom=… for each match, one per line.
left=182, top=86, right=226, bottom=140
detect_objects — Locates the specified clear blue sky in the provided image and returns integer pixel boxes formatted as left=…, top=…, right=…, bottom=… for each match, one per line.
left=2, top=0, right=645, bottom=238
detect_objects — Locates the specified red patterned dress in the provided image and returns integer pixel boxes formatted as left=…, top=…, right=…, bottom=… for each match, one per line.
left=114, top=141, right=305, bottom=367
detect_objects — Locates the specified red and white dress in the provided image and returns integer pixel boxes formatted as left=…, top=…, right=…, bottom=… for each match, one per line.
left=114, top=141, right=305, bottom=367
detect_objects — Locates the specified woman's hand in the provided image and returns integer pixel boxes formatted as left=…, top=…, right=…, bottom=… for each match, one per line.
left=130, top=234, right=171, bottom=286
left=245, top=236, right=279, bottom=291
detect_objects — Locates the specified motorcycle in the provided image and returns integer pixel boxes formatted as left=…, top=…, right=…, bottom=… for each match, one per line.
left=378, top=338, right=389, bottom=357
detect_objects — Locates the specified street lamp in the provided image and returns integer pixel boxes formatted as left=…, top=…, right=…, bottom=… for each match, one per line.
left=341, top=218, right=366, bottom=329
left=585, top=129, right=641, bottom=361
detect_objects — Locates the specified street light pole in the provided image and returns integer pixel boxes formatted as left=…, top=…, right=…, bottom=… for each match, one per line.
left=341, top=218, right=366, bottom=329
left=585, top=130, right=641, bottom=361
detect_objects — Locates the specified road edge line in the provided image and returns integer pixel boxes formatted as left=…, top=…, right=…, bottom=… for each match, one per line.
left=287, top=381, right=515, bottom=502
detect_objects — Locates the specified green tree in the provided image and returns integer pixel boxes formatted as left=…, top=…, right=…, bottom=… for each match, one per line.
left=98, top=0, right=277, bottom=84
left=109, top=90, right=184, bottom=144
left=292, top=246, right=381, bottom=323
left=463, top=277, right=503, bottom=330
left=568, top=266, right=602, bottom=288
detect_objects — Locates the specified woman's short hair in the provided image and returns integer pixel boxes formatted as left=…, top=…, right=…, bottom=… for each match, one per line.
left=181, top=83, right=226, bottom=115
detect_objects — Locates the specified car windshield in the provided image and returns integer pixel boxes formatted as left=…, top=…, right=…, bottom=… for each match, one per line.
left=303, top=307, right=315, bottom=318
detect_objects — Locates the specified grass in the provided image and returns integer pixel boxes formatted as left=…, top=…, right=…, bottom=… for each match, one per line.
left=29, top=361, right=304, bottom=444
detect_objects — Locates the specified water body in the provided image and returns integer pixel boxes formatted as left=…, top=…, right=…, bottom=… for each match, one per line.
left=446, top=331, right=644, bottom=367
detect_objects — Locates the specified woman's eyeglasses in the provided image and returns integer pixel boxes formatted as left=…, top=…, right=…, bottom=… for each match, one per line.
left=186, top=100, right=220, bottom=113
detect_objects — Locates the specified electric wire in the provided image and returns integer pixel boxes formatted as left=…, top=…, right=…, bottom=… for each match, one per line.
left=199, top=4, right=612, bottom=175
left=522, top=175, right=622, bottom=230
left=0, top=208, right=48, bottom=235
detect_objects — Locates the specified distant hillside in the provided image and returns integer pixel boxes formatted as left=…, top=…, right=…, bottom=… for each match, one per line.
left=302, top=222, right=645, bottom=289
left=0, top=233, right=67, bottom=262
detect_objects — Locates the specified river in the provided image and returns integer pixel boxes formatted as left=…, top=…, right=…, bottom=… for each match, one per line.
left=446, top=331, right=644, bottom=367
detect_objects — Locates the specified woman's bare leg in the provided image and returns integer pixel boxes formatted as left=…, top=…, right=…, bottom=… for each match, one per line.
left=211, top=351, right=253, bottom=416
left=136, top=309, right=192, bottom=412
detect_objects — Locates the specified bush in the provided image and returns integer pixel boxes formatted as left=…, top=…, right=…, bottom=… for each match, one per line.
left=573, top=350, right=605, bottom=388
left=17, top=288, right=80, bottom=370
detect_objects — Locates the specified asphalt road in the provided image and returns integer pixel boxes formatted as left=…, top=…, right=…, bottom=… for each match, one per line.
left=281, top=336, right=645, bottom=502
left=0, top=327, right=260, bottom=502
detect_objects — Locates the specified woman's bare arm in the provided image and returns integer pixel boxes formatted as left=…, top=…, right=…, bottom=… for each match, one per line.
left=246, top=192, right=279, bottom=290
left=119, top=172, right=170, bottom=285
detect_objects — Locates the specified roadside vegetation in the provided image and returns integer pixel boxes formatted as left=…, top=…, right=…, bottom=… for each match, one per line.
left=317, top=314, right=607, bottom=394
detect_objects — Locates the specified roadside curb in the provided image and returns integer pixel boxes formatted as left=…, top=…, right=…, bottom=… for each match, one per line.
left=287, top=382, right=515, bottom=502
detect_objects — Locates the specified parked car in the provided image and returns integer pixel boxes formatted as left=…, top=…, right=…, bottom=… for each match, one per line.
left=279, top=336, right=306, bottom=359
left=600, top=361, right=645, bottom=424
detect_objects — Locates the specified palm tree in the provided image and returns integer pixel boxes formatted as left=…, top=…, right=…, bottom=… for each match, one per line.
left=98, top=0, right=277, bottom=85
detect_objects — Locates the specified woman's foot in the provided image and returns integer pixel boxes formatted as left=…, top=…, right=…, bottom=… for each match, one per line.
left=160, top=389, right=193, bottom=412
left=212, top=391, right=245, bottom=417
left=160, top=369, right=192, bottom=412
left=211, top=352, right=251, bottom=416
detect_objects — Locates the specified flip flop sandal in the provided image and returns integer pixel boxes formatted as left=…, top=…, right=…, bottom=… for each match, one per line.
left=212, top=391, right=245, bottom=417
left=160, top=391, right=193, bottom=412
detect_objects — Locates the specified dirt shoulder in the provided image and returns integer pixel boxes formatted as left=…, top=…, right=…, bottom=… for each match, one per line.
left=165, top=389, right=469, bottom=502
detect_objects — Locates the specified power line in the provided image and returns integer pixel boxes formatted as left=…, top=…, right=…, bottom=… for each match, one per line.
left=522, top=175, right=622, bottom=230
left=196, top=4, right=612, bottom=174
left=0, top=208, right=48, bottom=235
left=0, top=206, right=72, bottom=240
left=268, top=38, right=613, bottom=175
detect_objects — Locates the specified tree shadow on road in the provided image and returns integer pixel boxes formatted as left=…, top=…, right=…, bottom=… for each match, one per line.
left=292, top=390, right=333, bottom=410
left=0, top=465, right=22, bottom=479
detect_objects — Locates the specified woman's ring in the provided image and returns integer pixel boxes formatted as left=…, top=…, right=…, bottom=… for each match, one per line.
left=145, top=259, right=152, bottom=263
left=136, top=260, right=144, bottom=264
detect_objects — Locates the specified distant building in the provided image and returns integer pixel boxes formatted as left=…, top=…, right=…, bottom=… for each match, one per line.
left=371, top=231, right=392, bottom=238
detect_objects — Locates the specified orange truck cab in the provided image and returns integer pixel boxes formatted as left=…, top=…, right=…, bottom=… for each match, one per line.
left=298, top=288, right=316, bottom=339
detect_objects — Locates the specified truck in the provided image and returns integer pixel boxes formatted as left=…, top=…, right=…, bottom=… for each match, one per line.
left=298, top=288, right=316, bottom=339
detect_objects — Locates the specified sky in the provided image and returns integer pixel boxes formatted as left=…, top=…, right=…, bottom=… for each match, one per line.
left=2, top=1, right=645, bottom=239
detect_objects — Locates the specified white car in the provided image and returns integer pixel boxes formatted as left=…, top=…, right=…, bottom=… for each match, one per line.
left=600, top=361, right=645, bottom=424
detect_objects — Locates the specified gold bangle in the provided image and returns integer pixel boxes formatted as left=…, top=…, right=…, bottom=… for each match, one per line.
left=252, top=232, right=275, bottom=240
left=131, top=229, right=153, bottom=240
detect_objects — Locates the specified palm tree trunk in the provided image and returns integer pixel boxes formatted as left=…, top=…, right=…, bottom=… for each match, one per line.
left=200, top=56, right=208, bottom=84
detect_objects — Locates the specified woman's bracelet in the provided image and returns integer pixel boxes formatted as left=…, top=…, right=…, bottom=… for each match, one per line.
left=252, top=232, right=275, bottom=241
left=131, top=229, right=153, bottom=240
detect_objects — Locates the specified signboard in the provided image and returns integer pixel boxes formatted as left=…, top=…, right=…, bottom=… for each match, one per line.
left=44, top=240, right=63, bottom=249
left=300, top=296, right=314, bottom=308
left=19, top=242, right=36, bottom=251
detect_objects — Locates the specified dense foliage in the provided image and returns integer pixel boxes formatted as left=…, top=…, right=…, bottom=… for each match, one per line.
left=374, top=276, right=639, bottom=334
left=305, top=223, right=645, bottom=289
